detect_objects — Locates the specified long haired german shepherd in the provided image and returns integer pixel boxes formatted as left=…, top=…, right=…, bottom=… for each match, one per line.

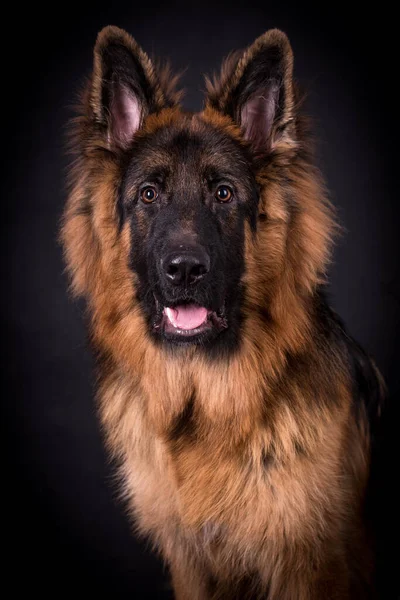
left=61, top=26, right=385, bottom=599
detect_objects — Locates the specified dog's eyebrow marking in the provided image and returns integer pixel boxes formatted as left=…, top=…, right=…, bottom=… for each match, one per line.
left=136, top=167, right=169, bottom=185
left=203, top=166, right=240, bottom=182
left=206, top=174, right=236, bottom=186
left=124, top=167, right=169, bottom=198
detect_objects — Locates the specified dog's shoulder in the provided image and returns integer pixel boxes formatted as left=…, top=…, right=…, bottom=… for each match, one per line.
left=315, top=287, right=385, bottom=434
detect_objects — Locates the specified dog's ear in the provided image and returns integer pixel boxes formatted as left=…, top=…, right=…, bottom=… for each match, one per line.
left=90, top=26, right=181, bottom=149
left=205, top=30, right=295, bottom=153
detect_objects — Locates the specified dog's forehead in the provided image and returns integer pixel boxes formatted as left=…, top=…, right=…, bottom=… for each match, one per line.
left=125, top=116, right=252, bottom=184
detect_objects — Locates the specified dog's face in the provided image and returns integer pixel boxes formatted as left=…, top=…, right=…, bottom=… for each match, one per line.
left=65, top=27, right=334, bottom=358
left=121, top=117, right=258, bottom=347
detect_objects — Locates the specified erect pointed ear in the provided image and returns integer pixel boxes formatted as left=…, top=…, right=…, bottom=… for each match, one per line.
left=205, top=29, right=295, bottom=154
left=90, top=26, right=181, bottom=149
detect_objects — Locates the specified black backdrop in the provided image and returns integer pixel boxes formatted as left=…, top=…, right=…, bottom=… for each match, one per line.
left=4, top=2, right=399, bottom=598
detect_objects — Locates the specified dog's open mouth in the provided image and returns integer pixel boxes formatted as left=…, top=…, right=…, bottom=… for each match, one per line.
left=153, top=298, right=227, bottom=342
left=164, top=305, right=209, bottom=333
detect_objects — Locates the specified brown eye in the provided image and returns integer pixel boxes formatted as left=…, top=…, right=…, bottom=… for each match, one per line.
left=215, top=185, right=233, bottom=203
left=141, top=186, right=158, bottom=203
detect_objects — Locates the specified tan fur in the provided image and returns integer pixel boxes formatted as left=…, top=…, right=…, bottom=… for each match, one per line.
left=61, top=26, right=375, bottom=599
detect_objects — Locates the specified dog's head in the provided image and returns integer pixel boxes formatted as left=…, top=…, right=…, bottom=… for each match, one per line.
left=63, top=27, right=334, bottom=358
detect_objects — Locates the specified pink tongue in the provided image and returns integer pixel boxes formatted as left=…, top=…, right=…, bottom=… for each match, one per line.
left=164, top=305, right=208, bottom=330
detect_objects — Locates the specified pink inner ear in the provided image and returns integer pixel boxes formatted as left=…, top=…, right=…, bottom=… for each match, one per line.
left=240, top=85, right=279, bottom=151
left=110, top=83, right=141, bottom=147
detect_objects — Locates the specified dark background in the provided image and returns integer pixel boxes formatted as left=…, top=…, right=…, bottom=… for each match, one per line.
left=4, top=2, right=399, bottom=598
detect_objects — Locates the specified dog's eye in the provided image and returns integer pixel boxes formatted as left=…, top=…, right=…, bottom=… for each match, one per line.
left=141, top=186, right=158, bottom=203
left=215, top=186, right=233, bottom=203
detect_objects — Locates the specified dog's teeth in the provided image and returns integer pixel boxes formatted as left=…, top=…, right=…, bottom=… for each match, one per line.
left=165, top=307, right=178, bottom=327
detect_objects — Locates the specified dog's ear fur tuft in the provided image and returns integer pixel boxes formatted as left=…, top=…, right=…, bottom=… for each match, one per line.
left=205, top=30, right=296, bottom=153
left=90, top=26, right=182, bottom=149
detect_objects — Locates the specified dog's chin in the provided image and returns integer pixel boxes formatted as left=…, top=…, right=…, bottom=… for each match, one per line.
left=152, top=297, right=228, bottom=345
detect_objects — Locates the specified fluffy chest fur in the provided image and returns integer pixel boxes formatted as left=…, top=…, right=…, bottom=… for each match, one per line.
left=98, top=354, right=360, bottom=582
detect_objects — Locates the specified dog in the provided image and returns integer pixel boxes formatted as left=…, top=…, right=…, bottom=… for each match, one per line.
left=61, top=25, right=384, bottom=599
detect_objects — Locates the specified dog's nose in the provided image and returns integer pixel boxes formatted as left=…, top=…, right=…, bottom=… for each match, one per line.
left=162, top=249, right=210, bottom=286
